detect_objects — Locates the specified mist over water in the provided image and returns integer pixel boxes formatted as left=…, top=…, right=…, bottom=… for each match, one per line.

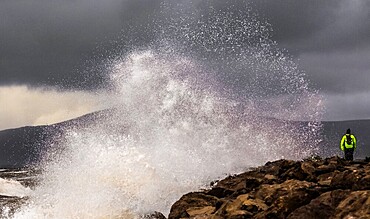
left=11, top=2, right=324, bottom=218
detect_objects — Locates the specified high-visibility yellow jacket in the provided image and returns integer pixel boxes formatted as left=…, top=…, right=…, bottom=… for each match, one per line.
left=340, top=134, right=356, bottom=151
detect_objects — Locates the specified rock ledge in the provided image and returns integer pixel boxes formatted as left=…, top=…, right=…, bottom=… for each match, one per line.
left=168, top=156, right=370, bottom=219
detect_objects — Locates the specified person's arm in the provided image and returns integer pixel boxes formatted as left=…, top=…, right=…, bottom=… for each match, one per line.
left=352, top=135, right=357, bottom=149
left=340, top=135, right=345, bottom=151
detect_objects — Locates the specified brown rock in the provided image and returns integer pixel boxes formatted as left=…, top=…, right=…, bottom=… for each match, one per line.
left=241, top=198, right=268, bottom=213
left=255, top=179, right=315, bottom=202
left=317, top=172, right=334, bottom=186
left=280, top=163, right=310, bottom=181
left=208, top=173, right=265, bottom=199
left=227, top=210, right=253, bottom=219
left=333, top=190, right=370, bottom=218
left=168, top=157, right=370, bottom=219
left=224, top=194, right=249, bottom=214
left=287, top=190, right=351, bottom=219
left=221, top=194, right=268, bottom=217
left=168, top=192, right=220, bottom=219
left=325, top=156, right=345, bottom=166
left=143, top=211, right=167, bottom=219
left=353, top=175, right=370, bottom=190
left=301, top=161, right=315, bottom=176
left=244, top=177, right=263, bottom=190
left=262, top=159, right=297, bottom=176
left=330, top=170, right=357, bottom=189
left=255, top=180, right=319, bottom=217
left=287, top=192, right=333, bottom=219
left=186, top=206, right=216, bottom=217
left=330, top=189, right=352, bottom=207
left=264, top=174, right=277, bottom=181
left=206, top=187, right=234, bottom=198
left=315, top=164, right=337, bottom=175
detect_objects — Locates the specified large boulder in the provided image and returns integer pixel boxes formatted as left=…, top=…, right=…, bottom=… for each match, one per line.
left=287, top=190, right=351, bottom=219
left=168, top=157, right=370, bottom=219
left=254, top=180, right=318, bottom=218
left=333, top=190, right=370, bottom=218
left=168, top=192, right=221, bottom=219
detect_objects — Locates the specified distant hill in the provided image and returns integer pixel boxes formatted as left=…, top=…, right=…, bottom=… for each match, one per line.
left=0, top=125, right=57, bottom=168
left=0, top=111, right=108, bottom=168
left=1, top=111, right=369, bottom=168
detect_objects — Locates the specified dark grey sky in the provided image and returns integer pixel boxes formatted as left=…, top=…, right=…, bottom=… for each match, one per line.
left=1, top=0, right=369, bottom=121
left=253, top=0, right=370, bottom=95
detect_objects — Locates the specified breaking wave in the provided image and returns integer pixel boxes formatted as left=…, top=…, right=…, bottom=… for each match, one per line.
left=0, top=177, right=31, bottom=198
left=10, top=2, right=324, bottom=218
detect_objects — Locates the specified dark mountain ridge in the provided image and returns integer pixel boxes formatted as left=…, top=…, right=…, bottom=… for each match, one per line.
left=1, top=111, right=369, bottom=168
left=0, top=110, right=109, bottom=168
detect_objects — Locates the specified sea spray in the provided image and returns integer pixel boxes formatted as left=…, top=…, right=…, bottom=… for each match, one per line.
left=0, top=178, right=31, bottom=198
left=11, top=2, right=323, bottom=218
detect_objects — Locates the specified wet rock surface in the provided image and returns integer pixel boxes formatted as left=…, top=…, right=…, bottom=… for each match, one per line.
left=168, top=156, right=370, bottom=219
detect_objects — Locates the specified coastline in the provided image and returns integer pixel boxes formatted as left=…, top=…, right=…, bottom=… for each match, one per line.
left=166, top=156, right=370, bottom=219
left=1, top=156, right=369, bottom=218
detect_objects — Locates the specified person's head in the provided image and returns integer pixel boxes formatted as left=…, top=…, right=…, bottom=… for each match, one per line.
left=346, top=128, right=351, bottom=134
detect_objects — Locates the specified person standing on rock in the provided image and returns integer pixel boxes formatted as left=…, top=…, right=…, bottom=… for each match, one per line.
left=340, top=128, right=357, bottom=161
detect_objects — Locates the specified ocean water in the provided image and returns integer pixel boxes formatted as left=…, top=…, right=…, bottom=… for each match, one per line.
left=0, top=170, right=33, bottom=198
left=5, top=2, right=324, bottom=218
left=0, top=169, right=36, bottom=218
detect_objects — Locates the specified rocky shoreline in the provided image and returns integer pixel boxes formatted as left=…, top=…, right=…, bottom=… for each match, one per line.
left=165, top=156, right=370, bottom=219
left=1, top=157, right=370, bottom=218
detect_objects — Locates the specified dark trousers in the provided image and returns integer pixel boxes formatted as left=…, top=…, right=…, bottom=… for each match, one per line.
left=344, top=148, right=354, bottom=161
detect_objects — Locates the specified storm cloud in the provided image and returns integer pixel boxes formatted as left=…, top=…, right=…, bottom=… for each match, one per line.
left=0, top=0, right=161, bottom=89
left=0, top=85, right=104, bottom=130
left=252, top=0, right=370, bottom=53
left=1, top=0, right=369, bottom=124
left=251, top=0, right=370, bottom=120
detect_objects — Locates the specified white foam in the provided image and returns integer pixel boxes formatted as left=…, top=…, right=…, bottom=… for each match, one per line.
left=0, top=178, right=32, bottom=198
